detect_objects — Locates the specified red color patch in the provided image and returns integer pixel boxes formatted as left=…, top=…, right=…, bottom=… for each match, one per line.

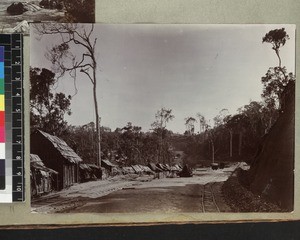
left=0, top=111, right=4, bottom=126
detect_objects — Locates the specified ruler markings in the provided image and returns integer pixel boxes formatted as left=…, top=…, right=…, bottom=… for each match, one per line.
left=0, top=34, right=24, bottom=202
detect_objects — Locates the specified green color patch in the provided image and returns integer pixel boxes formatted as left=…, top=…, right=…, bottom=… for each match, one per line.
left=0, top=79, right=3, bottom=95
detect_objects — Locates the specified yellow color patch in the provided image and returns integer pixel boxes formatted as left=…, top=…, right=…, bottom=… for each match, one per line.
left=0, top=95, right=4, bottom=111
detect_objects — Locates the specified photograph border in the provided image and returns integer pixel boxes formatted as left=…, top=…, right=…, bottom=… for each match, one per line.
left=0, top=0, right=299, bottom=227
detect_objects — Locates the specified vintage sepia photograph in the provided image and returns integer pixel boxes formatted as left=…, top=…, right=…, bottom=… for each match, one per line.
left=30, top=24, right=295, bottom=214
left=0, top=0, right=95, bottom=34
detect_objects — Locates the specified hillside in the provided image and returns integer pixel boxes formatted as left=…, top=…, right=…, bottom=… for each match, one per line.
left=248, top=82, right=295, bottom=211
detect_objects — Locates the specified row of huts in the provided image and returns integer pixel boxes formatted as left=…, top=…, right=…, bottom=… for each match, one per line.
left=30, top=130, right=110, bottom=197
left=121, top=163, right=183, bottom=178
left=30, top=130, right=183, bottom=198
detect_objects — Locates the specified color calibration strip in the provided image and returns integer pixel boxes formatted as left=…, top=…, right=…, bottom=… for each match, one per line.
left=0, top=34, right=24, bottom=202
left=0, top=46, right=4, bottom=191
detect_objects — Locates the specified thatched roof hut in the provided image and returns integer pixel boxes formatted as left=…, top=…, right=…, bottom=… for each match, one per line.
left=31, top=130, right=82, bottom=189
left=30, top=154, right=58, bottom=197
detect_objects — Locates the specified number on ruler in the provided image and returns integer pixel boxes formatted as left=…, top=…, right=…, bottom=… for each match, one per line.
left=15, top=77, right=20, bottom=81
left=16, top=156, right=21, bottom=160
left=15, top=109, right=20, bottom=112
left=14, top=61, right=20, bottom=64
left=16, top=186, right=22, bottom=192
left=16, top=172, right=21, bottom=176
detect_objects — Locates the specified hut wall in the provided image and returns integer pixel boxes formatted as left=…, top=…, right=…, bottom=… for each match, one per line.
left=62, top=163, right=79, bottom=188
left=31, top=131, right=79, bottom=190
left=30, top=170, right=55, bottom=197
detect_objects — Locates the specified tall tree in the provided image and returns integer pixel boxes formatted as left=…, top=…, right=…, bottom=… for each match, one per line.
left=262, top=28, right=289, bottom=68
left=261, top=67, right=295, bottom=110
left=262, top=28, right=295, bottom=126
left=196, top=113, right=206, bottom=134
left=33, top=23, right=102, bottom=167
left=205, top=124, right=216, bottom=163
left=151, top=108, right=175, bottom=130
left=224, top=115, right=233, bottom=158
left=184, top=117, right=197, bottom=135
left=30, top=67, right=71, bottom=136
left=238, top=101, right=265, bottom=137
left=151, top=108, right=174, bottom=163
left=119, top=122, right=143, bottom=165
left=213, top=109, right=229, bottom=127
left=225, top=114, right=249, bottom=157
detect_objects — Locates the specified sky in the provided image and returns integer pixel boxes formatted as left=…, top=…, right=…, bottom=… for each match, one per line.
left=30, top=24, right=295, bottom=134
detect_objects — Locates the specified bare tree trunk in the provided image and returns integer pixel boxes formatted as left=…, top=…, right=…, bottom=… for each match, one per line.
left=160, top=129, right=164, bottom=163
left=210, top=140, right=215, bottom=163
left=92, top=63, right=101, bottom=167
left=276, top=49, right=282, bottom=68
left=208, top=139, right=211, bottom=157
left=229, top=130, right=233, bottom=158
left=238, top=132, right=243, bottom=156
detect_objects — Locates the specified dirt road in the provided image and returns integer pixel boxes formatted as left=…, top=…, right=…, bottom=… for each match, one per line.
left=32, top=163, right=242, bottom=213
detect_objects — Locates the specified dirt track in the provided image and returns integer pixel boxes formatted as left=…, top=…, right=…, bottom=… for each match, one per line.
left=32, top=163, right=241, bottom=213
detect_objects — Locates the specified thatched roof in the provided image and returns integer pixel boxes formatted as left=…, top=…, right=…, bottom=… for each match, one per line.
left=79, top=163, right=92, bottom=171
left=131, top=165, right=143, bottom=173
left=148, top=163, right=162, bottom=172
left=122, top=166, right=135, bottom=174
left=156, top=163, right=168, bottom=171
left=171, top=165, right=181, bottom=171
left=102, top=159, right=116, bottom=168
left=30, top=154, right=58, bottom=174
left=37, top=130, right=83, bottom=164
left=86, top=163, right=100, bottom=170
left=138, top=165, right=154, bottom=173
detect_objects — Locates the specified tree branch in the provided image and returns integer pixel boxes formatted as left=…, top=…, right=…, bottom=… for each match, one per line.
left=80, top=68, right=94, bottom=84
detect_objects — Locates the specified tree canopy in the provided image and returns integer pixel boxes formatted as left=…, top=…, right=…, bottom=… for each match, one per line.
left=30, top=67, right=71, bottom=136
left=151, top=107, right=175, bottom=130
left=262, top=28, right=289, bottom=67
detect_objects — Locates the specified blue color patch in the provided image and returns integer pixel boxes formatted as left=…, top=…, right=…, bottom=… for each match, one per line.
left=0, top=62, right=3, bottom=79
